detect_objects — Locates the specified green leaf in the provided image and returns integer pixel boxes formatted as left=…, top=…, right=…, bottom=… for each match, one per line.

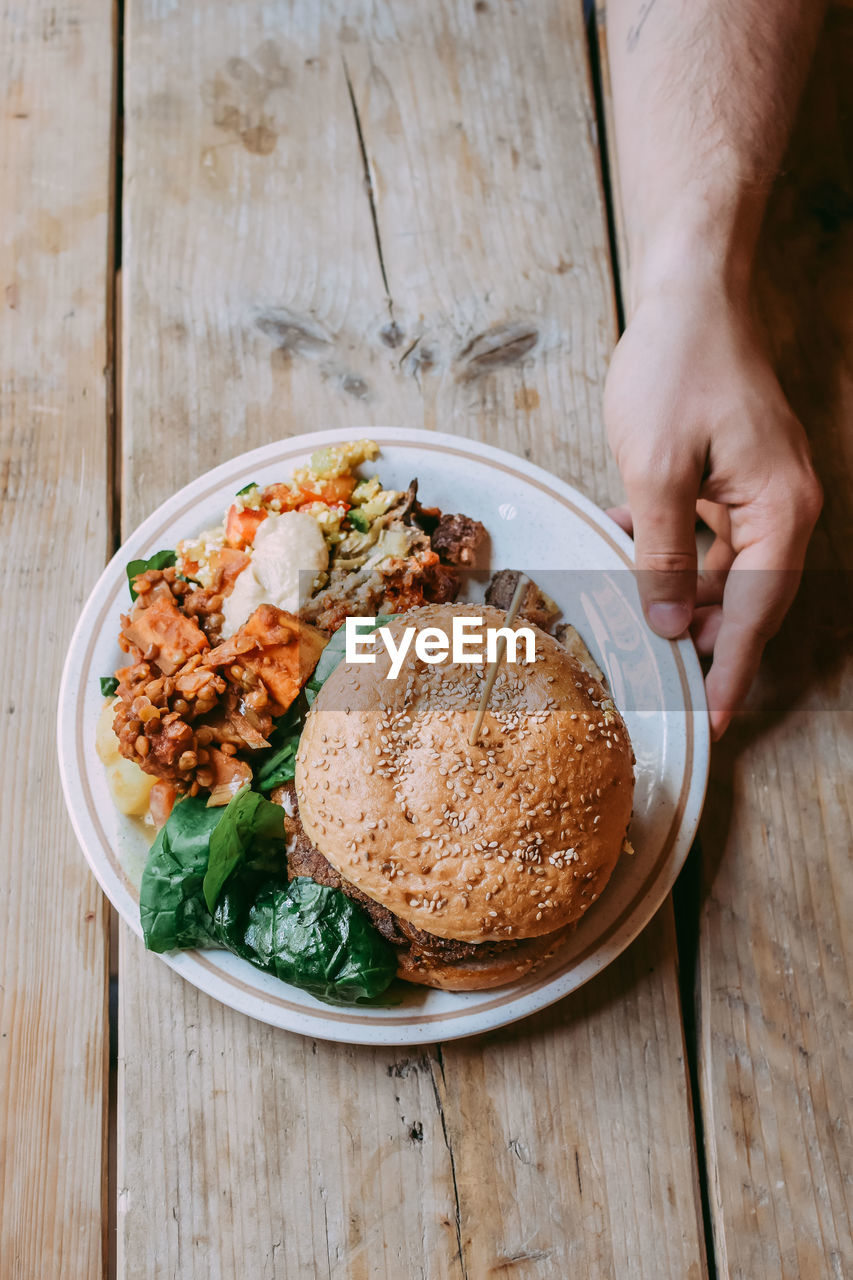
left=305, top=615, right=395, bottom=700
left=99, top=676, right=119, bottom=696
left=348, top=508, right=370, bottom=533
left=202, top=786, right=286, bottom=914
left=215, top=878, right=398, bottom=1004
left=139, top=795, right=224, bottom=952
left=252, top=699, right=305, bottom=793
left=126, top=549, right=177, bottom=600
left=236, top=481, right=259, bottom=496
left=138, top=724, right=399, bottom=1006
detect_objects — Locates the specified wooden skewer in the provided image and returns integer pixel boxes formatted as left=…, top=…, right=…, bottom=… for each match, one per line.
left=468, top=573, right=529, bottom=746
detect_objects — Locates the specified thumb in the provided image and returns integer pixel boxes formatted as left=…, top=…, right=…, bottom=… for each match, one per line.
left=624, top=472, right=699, bottom=639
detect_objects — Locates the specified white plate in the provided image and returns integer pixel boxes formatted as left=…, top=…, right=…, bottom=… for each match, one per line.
left=57, top=428, right=709, bottom=1044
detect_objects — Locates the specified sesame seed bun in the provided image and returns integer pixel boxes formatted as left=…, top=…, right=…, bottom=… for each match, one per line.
left=294, top=604, right=634, bottom=956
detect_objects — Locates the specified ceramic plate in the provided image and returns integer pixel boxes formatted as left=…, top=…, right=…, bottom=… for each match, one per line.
left=57, top=428, right=710, bottom=1044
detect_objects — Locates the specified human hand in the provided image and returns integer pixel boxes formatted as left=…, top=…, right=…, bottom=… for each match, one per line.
left=603, top=281, right=822, bottom=740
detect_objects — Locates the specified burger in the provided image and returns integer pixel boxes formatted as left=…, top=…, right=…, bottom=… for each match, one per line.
left=283, top=604, right=635, bottom=991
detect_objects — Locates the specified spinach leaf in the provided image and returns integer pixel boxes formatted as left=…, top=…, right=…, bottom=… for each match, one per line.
left=236, top=481, right=259, bottom=496
left=99, top=676, right=119, bottom=696
left=138, top=792, right=398, bottom=1005
left=215, top=877, right=398, bottom=1005
left=305, top=614, right=395, bottom=705
left=139, top=795, right=224, bottom=952
left=202, top=786, right=285, bottom=913
left=126, top=549, right=177, bottom=600
left=252, top=699, right=305, bottom=793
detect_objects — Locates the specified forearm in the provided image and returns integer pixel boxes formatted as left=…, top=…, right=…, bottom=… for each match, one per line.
left=607, top=0, right=827, bottom=310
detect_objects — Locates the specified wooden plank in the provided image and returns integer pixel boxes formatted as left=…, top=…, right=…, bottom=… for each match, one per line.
left=595, top=3, right=853, bottom=1272
left=435, top=905, right=706, bottom=1278
left=0, top=2, right=114, bottom=1276
left=117, top=2, right=706, bottom=1275
left=592, top=1, right=627, bottom=286
left=695, top=10, right=853, bottom=1276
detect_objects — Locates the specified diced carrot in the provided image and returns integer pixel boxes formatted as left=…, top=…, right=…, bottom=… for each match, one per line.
left=261, top=483, right=301, bottom=511
left=225, top=504, right=268, bottom=549
left=181, top=559, right=200, bottom=577
left=295, top=475, right=357, bottom=506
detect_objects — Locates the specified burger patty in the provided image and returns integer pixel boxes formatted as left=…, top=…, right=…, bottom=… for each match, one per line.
left=276, top=783, right=517, bottom=963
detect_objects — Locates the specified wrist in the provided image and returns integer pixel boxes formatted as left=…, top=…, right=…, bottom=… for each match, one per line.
left=625, top=190, right=764, bottom=316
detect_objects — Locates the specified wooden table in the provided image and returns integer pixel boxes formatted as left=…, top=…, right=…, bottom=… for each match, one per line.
left=2, top=2, right=850, bottom=1275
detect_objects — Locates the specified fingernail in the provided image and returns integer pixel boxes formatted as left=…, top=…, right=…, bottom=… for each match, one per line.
left=647, top=601, right=691, bottom=638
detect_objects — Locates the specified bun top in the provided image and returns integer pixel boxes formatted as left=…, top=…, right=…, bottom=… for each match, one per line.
left=294, top=605, right=634, bottom=943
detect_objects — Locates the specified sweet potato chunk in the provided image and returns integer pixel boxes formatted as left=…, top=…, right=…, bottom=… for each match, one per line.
left=206, top=747, right=252, bottom=793
left=209, top=547, right=250, bottom=591
left=204, top=604, right=328, bottom=714
left=148, top=780, right=177, bottom=830
left=122, top=594, right=209, bottom=675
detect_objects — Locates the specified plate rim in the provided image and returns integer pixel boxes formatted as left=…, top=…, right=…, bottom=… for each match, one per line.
left=57, top=427, right=710, bottom=1044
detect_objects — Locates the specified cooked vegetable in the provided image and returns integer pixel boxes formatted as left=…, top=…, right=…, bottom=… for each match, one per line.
left=139, top=795, right=224, bottom=951
left=216, top=878, right=398, bottom=1005
left=225, top=504, right=268, bottom=548
left=126, top=550, right=177, bottom=600
left=204, top=604, right=328, bottom=716
left=252, top=616, right=392, bottom=786
left=106, top=756, right=156, bottom=816
left=202, top=786, right=285, bottom=913
left=122, top=593, right=210, bottom=675
left=95, top=701, right=121, bottom=765
left=208, top=547, right=250, bottom=588
left=148, top=780, right=177, bottom=830
left=96, top=699, right=156, bottom=813
left=109, top=442, right=435, bottom=1003
left=350, top=476, right=381, bottom=505
left=305, top=614, right=394, bottom=704
left=296, top=474, right=357, bottom=506
left=252, top=701, right=305, bottom=793
left=139, top=789, right=397, bottom=1004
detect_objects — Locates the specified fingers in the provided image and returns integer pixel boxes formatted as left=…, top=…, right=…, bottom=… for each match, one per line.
left=695, top=499, right=731, bottom=539
left=606, top=505, right=634, bottom=537
left=705, top=470, right=822, bottom=738
left=705, top=589, right=790, bottom=739
left=704, top=549, right=811, bottom=739
left=623, top=469, right=701, bottom=639
left=703, top=534, right=736, bottom=578
left=690, top=604, right=723, bottom=656
left=695, top=534, right=735, bottom=608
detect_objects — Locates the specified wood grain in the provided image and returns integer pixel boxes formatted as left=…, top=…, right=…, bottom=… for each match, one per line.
left=117, top=2, right=705, bottom=1275
left=594, top=4, right=853, bottom=1273
left=0, top=2, right=114, bottom=1276
left=591, top=2, right=628, bottom=290
left=696, top=10, right=853, bottom=1276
